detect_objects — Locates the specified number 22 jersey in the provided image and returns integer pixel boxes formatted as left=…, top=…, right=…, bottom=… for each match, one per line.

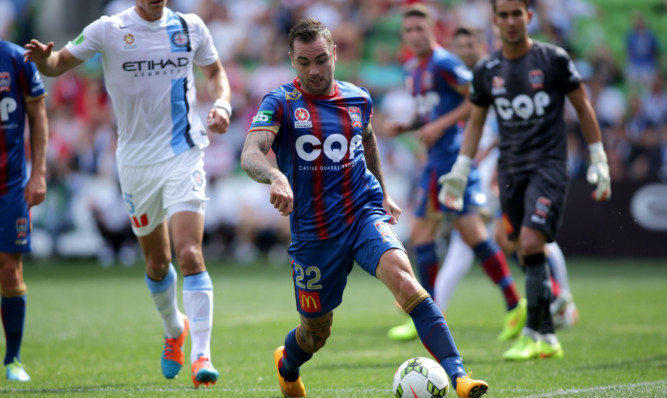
left=249, top=78, right=384, bottom=241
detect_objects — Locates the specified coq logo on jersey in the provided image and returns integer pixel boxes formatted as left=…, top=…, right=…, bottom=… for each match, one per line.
left=294, top=107, right=312, bottom=128
left=295, top=133, right=362, bottom=163
left=348, top=107, right=362, bottom=128
left=495, top=91, right=550, bottom=121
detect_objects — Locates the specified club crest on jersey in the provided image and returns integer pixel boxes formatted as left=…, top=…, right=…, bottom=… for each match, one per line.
left=15, top=217, right=28, bottom=245
left=0, top=72, right=10, bottom=93
left=348, top=107, right=362, bottom=128
left=123, top=33, right=137, bottom=51
left=171, top=31, right=189, bottom=48
left=491, top=76, right=506, bottom=95
left=422, top=71, right=433, bottom=90
left=529, top=69, right=544, bottom=89
left=191, top=169, right=205, bottom=192
left=294, top=108, right=312, bottom=128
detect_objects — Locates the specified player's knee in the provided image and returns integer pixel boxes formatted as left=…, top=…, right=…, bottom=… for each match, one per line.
left=145, top=255, right=171, bottom=280
left=518, top=230, right=546, bottom=256
left=175, top=244, right=203, bottom=271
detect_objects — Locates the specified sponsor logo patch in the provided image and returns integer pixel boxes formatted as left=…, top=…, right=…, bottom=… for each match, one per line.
left=294, top=107, right=312, bottom=128
left=298, top=290, right=321, bottom=313
left=123, top=33, right=137, bottom=51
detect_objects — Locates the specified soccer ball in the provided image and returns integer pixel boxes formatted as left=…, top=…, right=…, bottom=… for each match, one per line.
left=392, top=357, right=449, bottom=398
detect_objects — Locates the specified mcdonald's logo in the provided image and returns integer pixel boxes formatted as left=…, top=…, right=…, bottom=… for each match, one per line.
left=298, top=290, right=321, bottom=313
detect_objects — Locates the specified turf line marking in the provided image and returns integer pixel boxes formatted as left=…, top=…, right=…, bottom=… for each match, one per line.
left=515, top=379, right=667, bottom=397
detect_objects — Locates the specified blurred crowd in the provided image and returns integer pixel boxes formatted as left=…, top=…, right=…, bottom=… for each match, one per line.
left=2, top=0, right=666, bottom=265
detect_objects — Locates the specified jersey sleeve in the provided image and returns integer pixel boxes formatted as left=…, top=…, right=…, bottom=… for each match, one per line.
left=436, top=56, right=472, bottom=92
left=65, top=17, right=106, bottom=61
left=470, top=61, right=492, bottom=107
left=20, top=59, right=46, bottom=102
left=189, top=14, right=219, bottom=66
left=360, top=86, right=373, bottom=127
left=248, top=92, right=284, bottom=135
left=553, top=47, right=582, bottom=93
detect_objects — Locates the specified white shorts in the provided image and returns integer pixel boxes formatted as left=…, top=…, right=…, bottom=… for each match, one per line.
left=118, top=148, right=207, bottom=237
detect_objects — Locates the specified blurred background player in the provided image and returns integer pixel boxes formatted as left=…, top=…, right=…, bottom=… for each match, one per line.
left=384, top=4, right=524, bottom=342
left=24, top=0, right=232, bottom=387
left=241, top=17, right=488, bottom=398
left=434, top=25, right=578, bottom=331
left=0, top=39, right=48, bottom=381
left=440, top=0, right=611, bottom=360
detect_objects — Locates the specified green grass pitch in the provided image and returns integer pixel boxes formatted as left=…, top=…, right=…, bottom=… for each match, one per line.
left=1, top=257, right=665, bottom=397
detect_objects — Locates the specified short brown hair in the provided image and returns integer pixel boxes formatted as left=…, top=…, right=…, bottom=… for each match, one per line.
left=402, top=3, right=434, bottom=26
left=454, top=24, right=483, bottom=41
left=490, top=0, right=530, bottom=12
left=288, top=18, right=333, bottom=53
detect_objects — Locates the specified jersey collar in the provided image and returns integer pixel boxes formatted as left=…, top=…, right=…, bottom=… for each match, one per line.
left=293, top=77, right=339, bottom=100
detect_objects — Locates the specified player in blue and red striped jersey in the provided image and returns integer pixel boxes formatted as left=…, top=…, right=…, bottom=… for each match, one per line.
left=384, top=4, right=524, bottom=342
left=0, top=39, right=48, bottom=382
left=241, top=18, right=488, bottom=398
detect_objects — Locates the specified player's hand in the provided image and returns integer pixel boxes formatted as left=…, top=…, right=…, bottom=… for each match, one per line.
left=586, top=142, right=611, bottom=201
left=382, top=121, right=407, bottom=138
left=207, top=107, right=230, bottom=134
left=415, top=122, right=443, bottom=147
left=24, top=39, right=54, bottom=63
left=270, top=175, right=293, bottom=216
left=383, top=195, right=402, bottom=225
left=438, top=155, right=471, bottom=212
left=24, top=174, right=46, bottom=208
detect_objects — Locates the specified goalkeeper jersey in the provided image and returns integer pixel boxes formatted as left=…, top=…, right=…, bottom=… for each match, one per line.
left=65, top=7, right=218, bottom=166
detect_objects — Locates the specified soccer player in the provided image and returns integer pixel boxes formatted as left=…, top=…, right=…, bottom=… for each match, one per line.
left=435, top=26, right=579, bottom=330
left=240, top=18, right=488, bottom=398
left=385, top=4, right=524, bottom=342
left=440, top=0, right=611, bottom=360
left=0, top=39, right=48, bottom=382
left=24, top=0, right=231, bottom=386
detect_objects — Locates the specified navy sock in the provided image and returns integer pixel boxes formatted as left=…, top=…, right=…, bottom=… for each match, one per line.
left=2, top=295, right=27, bottom=366
left=280, top=328, right=313, bottom=382
left=409, top=298, right=466, bottom=389
left=414, top=243, right=439, bottom=296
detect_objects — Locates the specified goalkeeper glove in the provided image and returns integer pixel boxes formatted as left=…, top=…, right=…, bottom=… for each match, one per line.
left=586, top=142, right=611, bottom=201
left=438, top=155, right=471, bottom=211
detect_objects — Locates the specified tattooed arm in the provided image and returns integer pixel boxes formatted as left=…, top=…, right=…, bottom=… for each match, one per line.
left=362, top=123, right=401, bottom=224
left=240, top=130, right=293, bottom=216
